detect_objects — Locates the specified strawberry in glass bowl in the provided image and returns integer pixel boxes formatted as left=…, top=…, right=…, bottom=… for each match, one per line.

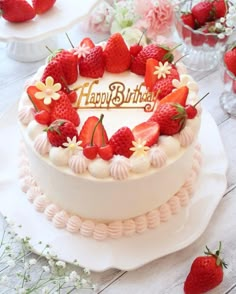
left=174, top=0, right=236, bottom=71
left=219, top=43, right=236, bottom=116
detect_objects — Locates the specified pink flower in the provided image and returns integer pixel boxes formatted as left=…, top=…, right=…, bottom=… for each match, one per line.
left=83, top=1, right=114, bottom=33
left=135, top=0, right=174, bottom=40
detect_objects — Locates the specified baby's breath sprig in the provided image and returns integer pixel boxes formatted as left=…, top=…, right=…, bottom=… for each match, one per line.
left=0, top=217, right=96, bottom=293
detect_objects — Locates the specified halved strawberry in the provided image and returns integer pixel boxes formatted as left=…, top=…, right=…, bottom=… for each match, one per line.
left=145, top=58, right=158, bottom=92
left=27, top=85, right=51, bottom=112
left=158, top=86, right=189, bottom=106
left=132, top=121, right=160, bottom=147
left=79, top=116, right=108, bottom=148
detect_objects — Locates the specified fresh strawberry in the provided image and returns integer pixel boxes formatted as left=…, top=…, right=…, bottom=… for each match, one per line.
left=27, top=85, right=51, bottom=112
left=185, top=105, right=198, bottom=119
left=68, top=90, right=77, bottom=103
left=212, top=0, right=227, bottom=18
left=109, top=127, right=135, bottom=158
left=132, top=121, right=160, bottom=147
left=104, top=33, right=131, bottom=73
left=192, top=1, right=214, bottom=26
left=79, top=116, right=108, bottom=148
left=152, top=68, right=180, bottom=100
left=184, top=242, right=227, bottom=294
left=46, top=119, right=79, bottom=147
left=55, top=50, right=78, bottom=85
left=130, top=44, right=175, bottom=76
left=80, top=37, right=95, bottom=49
left=149, top=102, right=186, bottom=135
left=41, top=60, right=67, bottom=92
left=32, top=0, right=56, bottom=14
left=50, top=91, right=80, bottom=126
left=34, top=110, right=51, bottom=125
left=145, top=58, right=158, bottom=91
left=224, top=45, right=236, bottom=76
left=158, top=86, right=189, bottom=106
left=79, top=46, right=105, bottom=78
left=0, top=0, right=36, bottom=22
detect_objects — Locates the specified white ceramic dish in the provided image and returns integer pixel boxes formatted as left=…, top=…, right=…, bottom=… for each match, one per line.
left=0, top=104, right=228, bottom=272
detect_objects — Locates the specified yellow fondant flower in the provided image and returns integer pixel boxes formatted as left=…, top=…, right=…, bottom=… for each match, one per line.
left=130, top=139, right=150, bottom=157
left=154, top=61, right=172, bottom=79
left=35, top=76, right=61, bottom=105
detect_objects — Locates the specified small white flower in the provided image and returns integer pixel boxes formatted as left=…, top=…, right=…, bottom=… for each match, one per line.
left=154, top=61, right=172, bottom=79
left=83, top=267, right=90, bottom=275
left=73, top=44, right=91, bottom=58
left=130, top=139, right=150, bottom=157
left=69, top=271, right=79, bottom=282
left=29, top=258, right=37, bottom=265
left=215, top=22, right=223, bottom=29
left=220, top=17, right=225, bottom=23
left=62, top=136, right=82, bottom=153
left=55, top=260, right=66, bottom=268
left=42, top=265, right=50, bottom=273
left=35, top=76, right=61, bottom=105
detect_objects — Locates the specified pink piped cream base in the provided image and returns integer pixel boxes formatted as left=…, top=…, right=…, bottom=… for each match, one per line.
left=18, top=144, right=202, bottom=241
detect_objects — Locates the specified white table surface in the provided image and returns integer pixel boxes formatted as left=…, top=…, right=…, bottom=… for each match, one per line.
left=0, top=24, right=236, bottom=294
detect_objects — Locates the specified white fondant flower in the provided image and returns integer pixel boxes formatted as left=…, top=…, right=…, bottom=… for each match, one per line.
left=62, top=136, right=82, bottom=153
left=154, top=61, right=172, bottom=79
left=73, top=44, right=91, bottom=58
left=130, top=138, right=150, bottom=157
left=35, top=76, right=61, bottom=105
left=172, top=74, right=198, bottom=93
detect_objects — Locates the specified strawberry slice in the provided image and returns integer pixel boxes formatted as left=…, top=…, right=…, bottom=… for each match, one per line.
left=79, top=116, right=108, bottom=148
left=158, top=86, right=189, bottom=106
left=80, top=37, right=95, bottom=49
left=145, top=58, right=158, bottom=91
left=132, top=121, right=160, bottom=147
left=27, top=85, right=51, bottom=112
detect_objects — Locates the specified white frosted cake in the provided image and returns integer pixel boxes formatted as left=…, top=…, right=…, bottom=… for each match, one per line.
left=18, top=33, right=202, bottom=240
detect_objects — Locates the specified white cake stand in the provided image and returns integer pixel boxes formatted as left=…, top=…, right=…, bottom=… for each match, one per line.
left=0, top=104, right=228, bottom=272
left=0, top=0, right=99, bottom=62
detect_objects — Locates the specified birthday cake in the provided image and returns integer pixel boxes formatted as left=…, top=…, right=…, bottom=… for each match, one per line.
left=18, top=33, right=202, bottom=240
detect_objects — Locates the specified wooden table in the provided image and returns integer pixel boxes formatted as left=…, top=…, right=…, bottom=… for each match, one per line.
left=0, top=26, right=236, bottom=294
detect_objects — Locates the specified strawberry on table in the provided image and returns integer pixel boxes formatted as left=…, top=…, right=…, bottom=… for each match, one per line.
left=46, top=119, right=79, bottom=147
left=32, top=0, right=56, bottom=14
left=132, top=121, right=160, bottom=147
left=0, top=0, right=36, bottom=22
left=104, top=33, right=131, bottom=73
left=149, top=102, right=187, bottom=135
left=50, top=91, right=80, bottom=126
left=109, top=127, right=135, bottom=158
left=184, top=242, right=227, bottom=294
left=79, top=46, right=105, bottom=78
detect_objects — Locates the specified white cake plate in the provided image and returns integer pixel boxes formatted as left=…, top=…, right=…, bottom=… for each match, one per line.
left=0, top=104, right=228, bottom=272
left=0, top=0, right=99, bottom=62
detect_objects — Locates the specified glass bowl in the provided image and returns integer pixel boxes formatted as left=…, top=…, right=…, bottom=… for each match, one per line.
left=219, top=44, right=236, bottom=116
left=174, top=0, right=232, bottom=72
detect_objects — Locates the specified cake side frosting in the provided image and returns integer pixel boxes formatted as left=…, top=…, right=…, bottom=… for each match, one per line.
left=19, top=143, right=202, bottom=240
